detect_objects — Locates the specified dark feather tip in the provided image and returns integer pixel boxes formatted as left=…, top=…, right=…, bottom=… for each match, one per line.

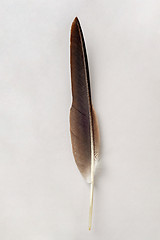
left=71, top=17, right=81, bottom=30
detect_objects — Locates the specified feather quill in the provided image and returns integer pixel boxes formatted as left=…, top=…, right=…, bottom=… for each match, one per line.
left=70, top=17, right=100, bottom=230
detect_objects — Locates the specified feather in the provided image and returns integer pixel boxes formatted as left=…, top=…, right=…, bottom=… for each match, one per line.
left=69, top=17, right=100, bottom=230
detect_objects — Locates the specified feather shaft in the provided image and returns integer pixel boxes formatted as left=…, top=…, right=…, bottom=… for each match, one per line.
left=89, top=106, right=94, bottom=230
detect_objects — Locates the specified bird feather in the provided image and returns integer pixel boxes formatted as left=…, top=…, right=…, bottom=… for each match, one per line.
left=69, top=17, right=100, bottom=230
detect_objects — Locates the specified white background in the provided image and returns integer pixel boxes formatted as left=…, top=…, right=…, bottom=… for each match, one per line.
left=0, top=0, right=160, bottom=239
